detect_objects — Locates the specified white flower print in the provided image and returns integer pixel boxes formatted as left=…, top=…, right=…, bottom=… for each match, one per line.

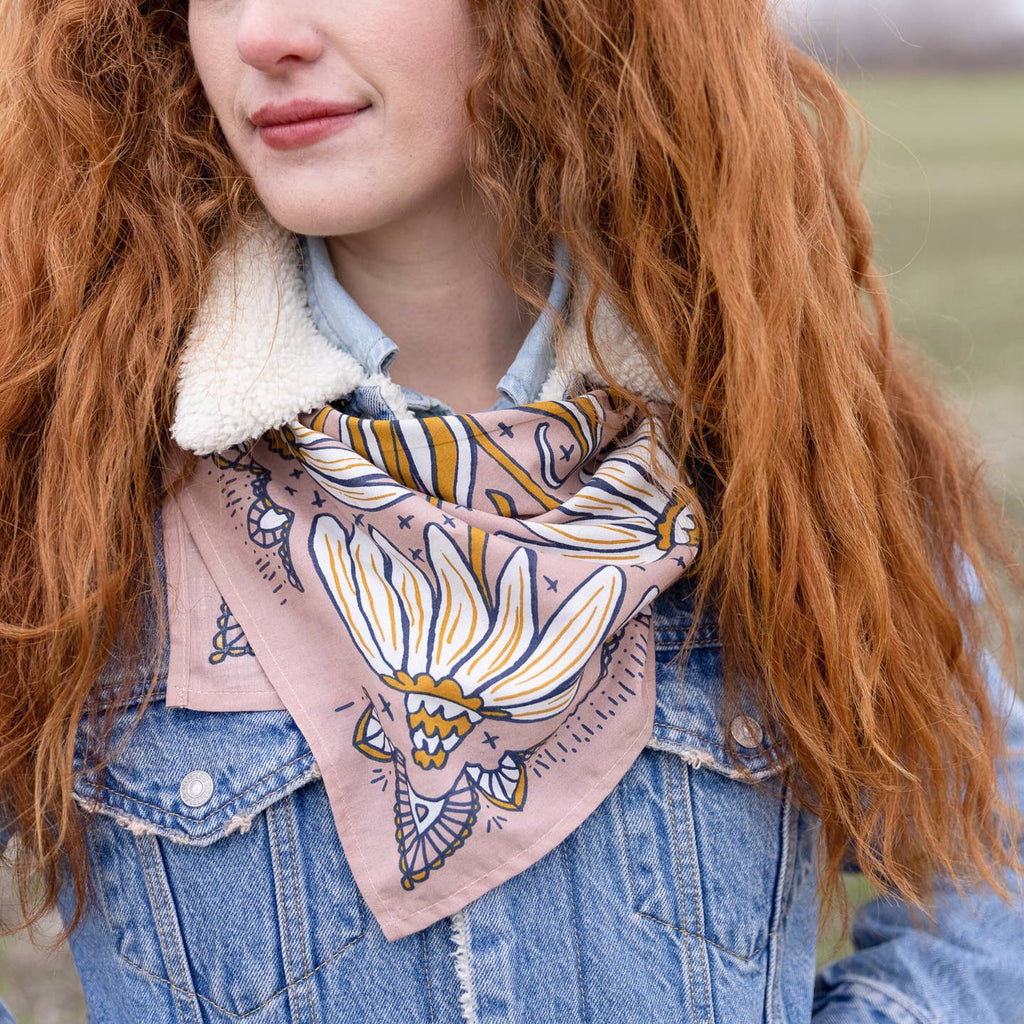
left=309, top=515, right=627, bottom=769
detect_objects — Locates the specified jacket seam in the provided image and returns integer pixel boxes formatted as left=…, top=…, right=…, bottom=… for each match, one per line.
left=74, top=752, right=315, bottom=826
left=632, top=912, right=774, bottom=963
left=112, top=935, right=363, bottom=1019
left=560, top=843, right=589, bottom=1024
left=651, top=720, right=777, bottom=759
left=138, top=834, right=200, bottom=1024
left=665, top=751, right=703, bottom=1024
left=136, top=835, right=187, bottom=1024
left=815, top=978, right=937, bottom=1024
left=284, top=794, right=317, bottom=1022
left=267, top=802, right=299, bottom=1008
left=645, top=733, right=790, bottom=782
left=421, top=931, right=436, bottom=1024
left=765, top=783, right=794, bottom=1024
left=680, top=753, right=715, bottom=1021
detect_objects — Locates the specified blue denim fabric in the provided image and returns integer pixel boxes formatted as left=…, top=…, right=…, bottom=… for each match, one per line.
left=300, top=233, right=571, bottom=415
left=3, top=408, right=1024, bottom=1021
left=0, top=501, right=1017, bottom=1023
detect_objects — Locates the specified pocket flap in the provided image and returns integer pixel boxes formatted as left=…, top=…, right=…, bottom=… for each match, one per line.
left=72, top=695, right=318, bottom=845
left=648, top=579, right=788, bottom=779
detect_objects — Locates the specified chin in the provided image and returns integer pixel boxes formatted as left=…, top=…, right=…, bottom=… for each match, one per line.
left=254, top=185, right=393, bottom=239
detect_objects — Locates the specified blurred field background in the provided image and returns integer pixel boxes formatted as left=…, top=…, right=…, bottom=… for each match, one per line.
left=813, top=66, right=1024, bottom=962
left=2, top=52, right=1023, bottom=1024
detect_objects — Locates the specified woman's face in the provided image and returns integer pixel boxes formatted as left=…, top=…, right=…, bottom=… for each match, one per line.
left=187, top=0, right=483, bottom=237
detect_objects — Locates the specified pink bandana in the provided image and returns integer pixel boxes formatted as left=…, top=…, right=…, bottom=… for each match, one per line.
left=164, top=391, right=699, bottom=939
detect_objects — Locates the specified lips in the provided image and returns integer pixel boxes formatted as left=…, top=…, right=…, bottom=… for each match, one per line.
left=251, top=99, right=370, bottom=151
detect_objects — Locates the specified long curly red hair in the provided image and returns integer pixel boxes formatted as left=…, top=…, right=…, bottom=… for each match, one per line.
left=1, top=0, right=1020, bottom=941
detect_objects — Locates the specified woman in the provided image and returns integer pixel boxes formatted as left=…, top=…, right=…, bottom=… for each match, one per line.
left=1, top=0, right=1021, bottom=1020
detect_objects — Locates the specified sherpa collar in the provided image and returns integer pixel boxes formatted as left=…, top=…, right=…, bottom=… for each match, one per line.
left=170, top=216, right=669, bottom=456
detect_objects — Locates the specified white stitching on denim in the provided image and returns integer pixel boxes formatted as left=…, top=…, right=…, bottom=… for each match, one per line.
left=136, top=837, right=188, bottom=1024
left=267, top=801, right=299, bottom=1002
left=828, top=978, right=937, bottom=1024
left=139, top=835, right=200, bottom=1024
left=70, top=760, right=320, bottom=843
left=765, top=785, right=793, bottom=1024
left=560, top=844, right=589, bottom=1023
left=284, top=793, right=317, bottom=1023
left=113, top=932, right=363, bottom=1018
left=665, top=752, right=702, bottom=1024
left=680, top=755, right=715, bottom=1024
left=449, top=909, right=481, bottom=1024
left=421, top=931, right=436, bottom=1024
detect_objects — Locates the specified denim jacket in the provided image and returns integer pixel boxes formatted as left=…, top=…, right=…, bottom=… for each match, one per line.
left=1, top=513, right=1021, bottom=1024
left=2, top=222, right=1023, bottom=1023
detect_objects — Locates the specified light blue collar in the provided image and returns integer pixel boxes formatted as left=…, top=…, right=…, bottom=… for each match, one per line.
left=299, top=234, right=571, bottom=413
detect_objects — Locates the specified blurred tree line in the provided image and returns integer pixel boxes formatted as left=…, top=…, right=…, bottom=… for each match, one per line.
left=782, top=0, right=1024, bottom=67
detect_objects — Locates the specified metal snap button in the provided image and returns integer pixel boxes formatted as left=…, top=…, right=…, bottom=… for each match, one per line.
left=179, top=770, right=214, bottom=808
left=730, top=714, right=763, bottom=750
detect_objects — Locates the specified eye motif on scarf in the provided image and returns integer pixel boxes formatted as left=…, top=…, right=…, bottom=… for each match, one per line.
left=272, top=394, right=699, bottom=893
left=209, top=447, right=303, bottom=593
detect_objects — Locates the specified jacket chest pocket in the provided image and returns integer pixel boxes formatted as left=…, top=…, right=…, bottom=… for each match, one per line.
left=74, top=697, right=365, bottom=1019
left=616, top=738, right=788, bottom=961
left=619, top=588, right=791, bottom=963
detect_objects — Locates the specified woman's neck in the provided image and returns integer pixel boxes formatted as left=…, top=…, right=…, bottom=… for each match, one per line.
left=324, top=189, right=545, bottom=413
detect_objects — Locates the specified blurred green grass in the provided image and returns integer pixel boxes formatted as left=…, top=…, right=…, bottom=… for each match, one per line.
left=848, top=72, right=1024, bottom=517
left=1, top=69, right=1022, bottom=1019
left=850, top=73, right=1024, bottom=389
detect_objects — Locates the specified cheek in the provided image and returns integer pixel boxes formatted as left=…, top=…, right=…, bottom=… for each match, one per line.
left=187, top=12, right=238, bottom=130
left=379, top=15, right=481, bottom=166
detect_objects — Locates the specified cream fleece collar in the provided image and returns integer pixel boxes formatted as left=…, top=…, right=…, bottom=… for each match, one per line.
left=170, top=216, right=669, bottom=456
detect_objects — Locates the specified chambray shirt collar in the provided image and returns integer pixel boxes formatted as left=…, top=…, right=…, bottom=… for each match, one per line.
left=301, top=234, right=399, bottom=378
left=494, top=237, right=570, bottom=407
left=299, top=233, right=571, bottom=413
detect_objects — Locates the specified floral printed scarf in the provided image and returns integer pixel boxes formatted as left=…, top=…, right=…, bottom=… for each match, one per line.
left=164, top=390, right=699, bottom=939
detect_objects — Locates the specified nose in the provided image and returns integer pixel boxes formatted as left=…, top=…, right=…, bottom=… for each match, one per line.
left=235, top=1, right=323, bottom=73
